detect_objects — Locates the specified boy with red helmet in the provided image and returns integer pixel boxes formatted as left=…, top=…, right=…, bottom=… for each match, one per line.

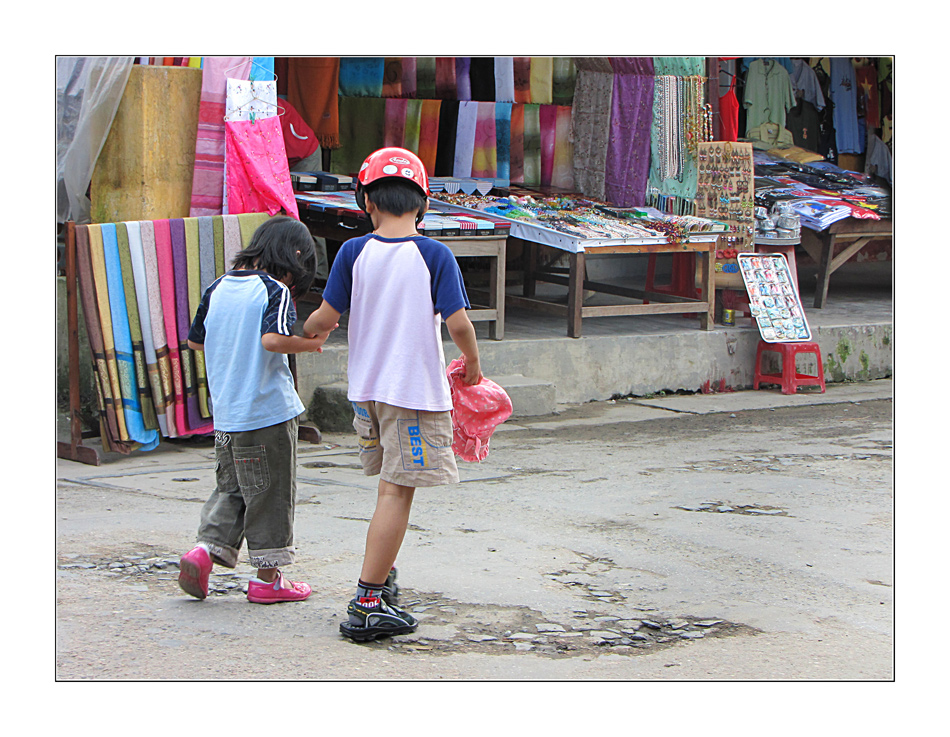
left=304, top=147, right=483, bottom=641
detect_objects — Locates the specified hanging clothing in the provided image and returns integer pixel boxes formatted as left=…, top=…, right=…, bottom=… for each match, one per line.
left=494, top=57, right=515, bottom=102
left=829, top=57, right=862, bottom=154
left=284, top=57, right=340, bottom=149
left=332, top=96, right=386, bottom=175
left=529, top=57, right=553, bottom=104
left=471, top=102, right=498, bottom=178
left=552, top=105, right=574, bottom=190
left=855, top=63, right=880, bottom=128
left=453, top=101, right=478, bottom=177
left=552, top=57, right=576, bottom=105
left=508, top=102, right=524, bottom=183
left=338, top=57, right=384, bottom=98
left=435, top=57, right=457, bottom=100
left=521, top=104, right=541, bottom=186
left=382, top=58, right=403, bottom=98
left=277, top=97, right=320, bottom=168
left=416, top=57, right=437, bottom=99
left=455, top=57, right=472, bottom=100
left=743, top=58, right=796, bottom=135
left=417, top=99, right=442, bottom=175
left=789, top=59, right=826, bottom=111
left=469, top=57, right=495, bottom=101
left=719, top=76, right=740, bottom=142
left=495, top=102, right=512, bottom=180
left=786, top=99, right=822, bottom=152
left=225, top=115, right=300, bottom=218
left=513, top=58, right=531, bottom=103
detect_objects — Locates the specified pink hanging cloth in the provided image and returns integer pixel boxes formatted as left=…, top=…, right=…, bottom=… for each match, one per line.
left=225, top=115, right=299, bottom=219
left=446, top=356, right=513, bottom=462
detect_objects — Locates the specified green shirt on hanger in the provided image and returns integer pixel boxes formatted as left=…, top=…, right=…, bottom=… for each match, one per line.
left=743, top=59, right=796, bottom=136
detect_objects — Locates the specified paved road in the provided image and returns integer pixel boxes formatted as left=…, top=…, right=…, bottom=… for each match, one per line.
left=56, top=381, right=894, bottom=682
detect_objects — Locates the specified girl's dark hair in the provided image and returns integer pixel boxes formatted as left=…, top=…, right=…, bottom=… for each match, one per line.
left=364, top=178, right=427, bottom=221
left=232, top=216, right=316, bottom=297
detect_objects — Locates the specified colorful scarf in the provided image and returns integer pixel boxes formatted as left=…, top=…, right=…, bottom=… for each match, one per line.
left=116, top=222, right=159, bottom=431
left=521, top=104, right=541, bottom=186
left=509, top=103, right=525, bottom=184
left=401, top=57, right=418, bottom=98
left=339, top=57, right=384, bottom=98
left=126, top=220, right=168, bottom=437
left=513, top=58, right=532, bottom=103
left=382, top=58, right=404, bottom=98
left=417, top=99, right=442, bottom=174
left=197, top=216, right=216, bottom=293
left=495, top=102, right=512, bottom=180
left=236, top=212, right=271, bottom=252
left=182, top=218, right=210, bottom=421
left=606, top=57, right=655, bottom=207
left=190, top=57, right=251, bottom=217
left=552, top=58, right=577, bottom=105
left=453, top=101, right=478, bottom=177
left=384, top=98, right=408, bottom=148
left=88, top=225, right=129, bottom=442
left=250, top=57, right=275, bottom=82
left=539, top=105, right=557, bottom=186
left=153, top=219, right=188, bottom=435
left=472, top=102, right=498, bottom=178
left=332, top=96, right=386, bottom=175
left=416, top=57, right=437, bottom=99
left=435, top=58, right=457, bottom=100
left=470, top=57, right=495, bottom=101
left=103, top=222, right=160, bottom=450
left=435, top=100, right=460, bottom=177
left=455, top=57, right=472, bottom=101
left=571, top=57, right=615, bottom=200
left=222, top=215, right=243, bottom=274
left=139, top=220, right=177, bottom=435
left=494, top=57, right=515, bottom=103
left=225, top=115, right=299, bottom=218
left=552, top=105, right=574, bottom=190
left=76, top=225, right=130, bottom=453
left=404, top=99, right=423, bottom=155
left=212, top=215, right=225, bottom=277
left=170, top=219, right=207, bottom=433
left=530, top=57, right=554, bottom=104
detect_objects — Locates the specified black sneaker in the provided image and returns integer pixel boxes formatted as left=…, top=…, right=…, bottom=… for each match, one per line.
left=339, top=595, right=418, bottom=642
left=381, top=566, right=399, bottom=606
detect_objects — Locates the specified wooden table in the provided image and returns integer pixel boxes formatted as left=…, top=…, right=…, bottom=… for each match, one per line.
left=299, top=216, right=507, bottom=340
left=510, top=235, right=719, bottom=338
left=800, top=218, right=892, bottom=308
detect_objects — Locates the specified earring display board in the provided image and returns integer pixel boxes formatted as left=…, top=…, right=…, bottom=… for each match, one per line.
left=738, top=252, right=812, bottom=342
left=695, top=141, right=755, bottom=288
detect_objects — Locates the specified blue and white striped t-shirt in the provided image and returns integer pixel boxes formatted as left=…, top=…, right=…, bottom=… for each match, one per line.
left=188, top=269, right=304, bottom=431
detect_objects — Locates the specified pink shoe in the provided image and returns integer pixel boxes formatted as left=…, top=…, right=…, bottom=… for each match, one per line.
left=247, top=571, right=312, bottom=604
left=178, top=546, right=213, bottom=600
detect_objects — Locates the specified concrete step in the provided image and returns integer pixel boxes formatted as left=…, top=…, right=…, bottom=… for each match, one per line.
left=492, top=374, right=557, bottom=418
left=306, top=374, right=557, bottom=432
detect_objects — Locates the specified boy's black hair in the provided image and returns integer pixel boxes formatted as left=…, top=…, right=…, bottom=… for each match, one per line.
left=363, top=178, right=427, bottom=223
left=232, top=215, right=316, bottom=297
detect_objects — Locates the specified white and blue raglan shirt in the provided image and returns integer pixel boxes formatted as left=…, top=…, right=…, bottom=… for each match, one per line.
left=188, top=270, right=304, bottom=432
left=322, top=234, right=470, bottom=412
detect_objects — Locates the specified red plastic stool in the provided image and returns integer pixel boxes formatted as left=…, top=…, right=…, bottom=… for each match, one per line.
left=753, top=340, right=826, bottom=395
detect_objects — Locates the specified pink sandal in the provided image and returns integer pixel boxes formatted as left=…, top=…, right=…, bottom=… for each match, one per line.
left=246, top=571, right=312, bottom=604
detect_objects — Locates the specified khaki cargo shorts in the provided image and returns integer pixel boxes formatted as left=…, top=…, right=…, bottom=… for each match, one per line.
left=352, top=401, right=459, bottom=488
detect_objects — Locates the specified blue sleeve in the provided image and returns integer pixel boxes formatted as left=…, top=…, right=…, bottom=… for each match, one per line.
left=188, top=277, right=221, bottom=344
left=260, top=275, right=297, bottom=336
left=321, top=235, right=368, bottom=314
left=417, top=237, right=471, bottom=318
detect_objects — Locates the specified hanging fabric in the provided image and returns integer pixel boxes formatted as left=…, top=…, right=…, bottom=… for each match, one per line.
left=416, top=57, right=437, bottom=99
left=455, top=57, right=472, bottom=101
left=332, top=96, right=386, bottom=175
left=522, top=104, right=541, bottom=186
left=284, top=57, right=340, bottom=149
left=250, top=57, right=274, bottom=82
left=494, top=57, right=515, bottom=103
left=435, top=57, right=457, bottom=100
left=529, top=57, right=553, bottom=104
left=509, top=103, right=525, bottom=183
left=513, top=58, right=532, bottom=103
left=435, top=100, right=460, bottom=176
left=453, top=101, right=478, bottom=177
left=384, top=97, right=408, bottom=148
left=472, top=102, right=498, bottom=178
left=719, top=75, right=740, bottom=142
left=495, top=102, right=512, bottom=180
left=829, top=57, right=862, bottom=154
left=153, top=219, right=188, bottom=436
left=190, top=57, right=251, bottom=217
left=469, top=57, right=495, bottom=101
left=605, top=57, right=655, bottom=207
left=338, top=57, right=383, bottom=98
left=572, top=57, right=615, bottom=201
left=401, top=57, right=417, bottom=99
left=404, top=99, right=423, bottom=155
left=183, top=218, right=212, bottom=419
left=552, top=58, right=576, bottom=105
left=417, top=99, right=442, bottom=174
left=382, top=58, right=404, bottom=98
left=552, top=105, right=574, bottom=190
left=539, top=104, right=557, bottom=185
left=115, top=222, right=159, bottom=431
left=126, top=220, right=169, bottom=436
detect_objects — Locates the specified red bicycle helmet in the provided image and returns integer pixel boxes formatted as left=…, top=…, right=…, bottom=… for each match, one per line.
left=355, top=147, right=430, bottom=222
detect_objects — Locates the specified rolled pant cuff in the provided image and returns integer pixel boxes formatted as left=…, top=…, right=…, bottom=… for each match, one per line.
left=249, top=547, right=295, bottom=569
left=200, top=541, right=240, bottom=569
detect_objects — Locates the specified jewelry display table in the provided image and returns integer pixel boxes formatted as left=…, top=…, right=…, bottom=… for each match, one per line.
left=431, top=200, right=720, bottom=338
left=800, top=218, right=892, bottom=308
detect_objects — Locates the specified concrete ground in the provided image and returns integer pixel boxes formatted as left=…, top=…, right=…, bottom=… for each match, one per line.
left=54, top=379, right=897, bottom=681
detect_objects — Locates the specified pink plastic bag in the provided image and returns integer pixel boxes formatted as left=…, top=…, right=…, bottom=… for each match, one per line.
left=446, top=356, right=513, bottom=462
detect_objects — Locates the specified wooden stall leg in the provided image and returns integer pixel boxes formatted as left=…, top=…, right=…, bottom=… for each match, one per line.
left=58, top=221, right=101, bottom=466
left=488, top=240, right=505, bottom=340
left=699, top=246, right=715, bottom=330
left=814, top=233, right=835, bottom=309
left=567, top=251, right=585, bottom=338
